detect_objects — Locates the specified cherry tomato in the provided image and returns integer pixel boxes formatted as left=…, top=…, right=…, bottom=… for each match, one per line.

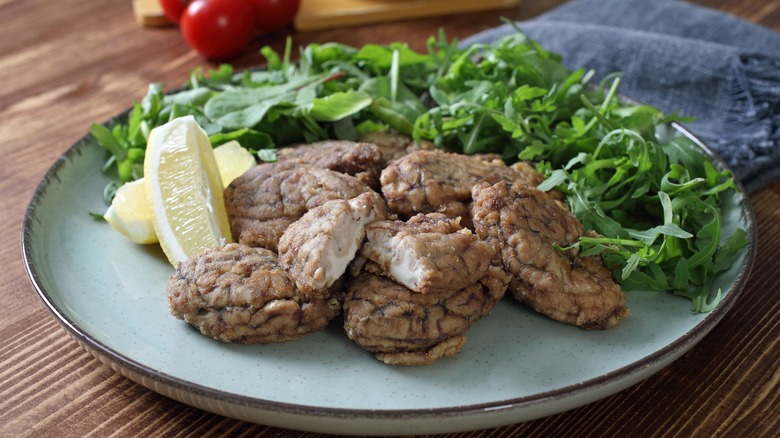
left=160, top=0, right=191, bottom=25
left=248, top=0, right=300, bottom=33
left=180, top=0, right=255, bottom=60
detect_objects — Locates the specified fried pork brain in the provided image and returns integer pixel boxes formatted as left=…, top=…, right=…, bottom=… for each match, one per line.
left=358, top=130, right=434, bottom=164
left=278, top=192, right=389, bottom=297
left=276, top=140, right=384, bottom=189
left=167, top=243, right=341, bottom=344
left=168, top=135, right=634, bottom=363
left=380, top=149, right=548, bottom=221
left=223, top=162, right=373, bottom=251
left=343, top=267, right=508, bottom=366
left=358, top=213, right=496, bottom=294
left=471, top=181, right=630, bottom=330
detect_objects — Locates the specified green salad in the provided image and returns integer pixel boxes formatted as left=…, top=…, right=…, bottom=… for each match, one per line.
left=90, top=27, right=748, bottom=312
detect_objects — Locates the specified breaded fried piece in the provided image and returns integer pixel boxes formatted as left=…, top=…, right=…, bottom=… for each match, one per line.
left=278, top=192, right=389, bottom=297
left=167, top=243, right=341, bottom=344
left=224, top=162, right=373, bottom=252
left=358, top=213, right=496, bottom=294
left=358, top=130, right=435, bottom=164
left=277, top=140, right=384, bottom=189
left=471, top=181, right=630, bottom=330
left=343, top=267, right=508, bottom=366
left=380, top=149, right=547, bottom=221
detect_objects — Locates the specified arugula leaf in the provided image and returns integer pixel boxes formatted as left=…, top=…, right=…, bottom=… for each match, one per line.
left=409, top=30, right=746, bottom=312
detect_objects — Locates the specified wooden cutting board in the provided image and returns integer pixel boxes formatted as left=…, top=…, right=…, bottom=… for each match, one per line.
left=133, top=0, right=522, bottom=30
left=295, top=0, right=522, bottom=31
left=133, top=0, right=168, bottom=27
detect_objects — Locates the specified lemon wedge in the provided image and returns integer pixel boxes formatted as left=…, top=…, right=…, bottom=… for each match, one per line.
left=103, top=138, right=252, bottom=246
left=144, top=115, right=232, bottom=267
left=104, top=178, right=158, bottom=244
left=213, top=140, right=256, bottom=187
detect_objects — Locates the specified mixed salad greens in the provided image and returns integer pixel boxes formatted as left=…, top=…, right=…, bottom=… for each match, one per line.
left=90, top=28, right=747, bottom=313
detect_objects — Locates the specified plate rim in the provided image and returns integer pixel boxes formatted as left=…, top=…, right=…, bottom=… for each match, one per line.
left=20, top=117, right=757, bottom=429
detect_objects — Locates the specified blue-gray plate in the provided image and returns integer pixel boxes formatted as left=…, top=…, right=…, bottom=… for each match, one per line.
left=22, top=120, right=755, bottom=435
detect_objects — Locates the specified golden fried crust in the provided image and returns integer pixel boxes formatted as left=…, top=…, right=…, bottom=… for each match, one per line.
left=224, top=162, right=373, bottom=252
left=358, top=213, right=496, bottom=294
left=471, top=181, right=630, bottom=330
left=380, top=149, right=549, bottom=223
left=277, top=140, right=384, bottom=189
left=358, top=130, right=435, bottom=164
left=278, top=192, right=389, bottom=297
left=343, top=265, right=508, bottom=365
left=167, top=243, right=341, bottom=344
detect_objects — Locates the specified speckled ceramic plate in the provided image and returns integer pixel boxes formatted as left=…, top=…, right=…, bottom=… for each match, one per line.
left=22, top=120, right=755, bottom=436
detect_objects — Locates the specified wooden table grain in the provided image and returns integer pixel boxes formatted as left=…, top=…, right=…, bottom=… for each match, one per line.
left=2, top=0, right=778, bottom=436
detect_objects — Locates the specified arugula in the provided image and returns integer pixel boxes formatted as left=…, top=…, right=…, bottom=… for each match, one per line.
left=90, top=30, right=747, bottom=312
left=414, top=29, right=745, bottom=312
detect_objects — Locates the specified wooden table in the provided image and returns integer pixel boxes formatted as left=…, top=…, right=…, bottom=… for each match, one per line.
left=2, top=0, right=778, bottom=436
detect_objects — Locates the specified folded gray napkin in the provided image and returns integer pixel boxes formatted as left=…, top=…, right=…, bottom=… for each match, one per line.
left=463, top=0, right=780, bottom=193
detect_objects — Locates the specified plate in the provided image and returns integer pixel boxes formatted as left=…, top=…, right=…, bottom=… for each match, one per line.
left=22, top=119, right=755, bottom=435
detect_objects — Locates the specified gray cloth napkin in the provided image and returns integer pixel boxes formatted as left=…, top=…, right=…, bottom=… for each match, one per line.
left=462, top=0, right=780, bottom=193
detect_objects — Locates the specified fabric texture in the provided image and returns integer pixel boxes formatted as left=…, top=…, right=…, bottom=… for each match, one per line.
left=462, top=0, right=780, bottom=193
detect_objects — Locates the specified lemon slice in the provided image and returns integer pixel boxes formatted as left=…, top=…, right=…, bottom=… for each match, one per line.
left=213, top=140, right=256, bottom=187
left=104, top=178, right=158, bottom=244
left=144, top=115, right=232, bottom=266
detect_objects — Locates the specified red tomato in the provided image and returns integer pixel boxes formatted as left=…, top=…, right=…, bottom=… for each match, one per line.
left=248, top=0, right=300, bottom=33
left=160, top=0, right=191, bottom=25
left=180, top=0, right=255, bottom=60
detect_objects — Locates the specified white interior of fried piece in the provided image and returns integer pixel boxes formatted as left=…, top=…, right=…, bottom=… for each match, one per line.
left=281, top=193, right=386, bottom=293
left=314, top=204, right=376, bottom=289
left=362, top=221, right=492, bottom=294
left=388, top=238, right=427, bottom=290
